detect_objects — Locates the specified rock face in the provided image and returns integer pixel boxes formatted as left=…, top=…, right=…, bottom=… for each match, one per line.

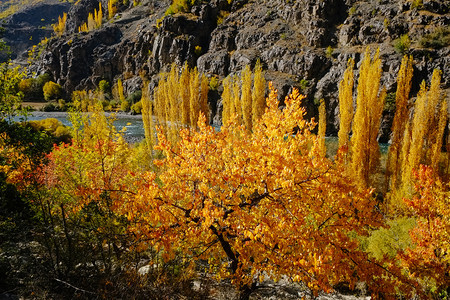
left=25, top=0, right=449, bottom=139
left=0, top=0, right=70, bottom=63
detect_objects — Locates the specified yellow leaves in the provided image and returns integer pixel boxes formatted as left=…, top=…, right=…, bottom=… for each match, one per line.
left=52, top=12, right=67, bottom=36
left=350, top=47, right=385, bottom=189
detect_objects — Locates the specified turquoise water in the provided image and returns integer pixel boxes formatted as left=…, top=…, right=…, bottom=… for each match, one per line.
left=14, top=113, right=390, bottom=151
left=14, top=111, right=146, bottom=142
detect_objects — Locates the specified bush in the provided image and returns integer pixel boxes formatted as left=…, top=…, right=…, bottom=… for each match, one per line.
left=18, top=74, right=51, bottom=101
left=131, top=100, right=142, bottom=114
left=419, top=27, right=450, bottom=49
left=41, top=102, right=58, bottom=112
left=43, top=81, right=62, bottom=101
left=121, top=100, right=130, bottom=112
left=126, top=90, right=142, bottom=104
left=394, top=34, right=410, bottom=54
left=98, top=79, right=111, bottom=94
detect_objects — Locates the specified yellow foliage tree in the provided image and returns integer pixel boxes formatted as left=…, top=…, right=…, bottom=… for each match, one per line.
left=337, top=58, right=354, bottom=151
left=401, top=69, right=445, bottom=192
left=52, top=12, right=67, bottom=36
left=222, top=63, right=266, bottom=131
left=221, top=76, right=232, bottom=125
left=386, top=55, right=414, bottom=191
left=241, top=65, right=252, bottom=130
left=151, top=63, right=209, bottom=143
left=141, top=81, right=155, bottom=154
left=116, top=85, right=417, bottom=299
left=350, top=48, right=386, bottom=189
left=318, top=98, right=326, bottom=157
left=78, top=3, right=103, bottom=32
left=252, top=60, right=266, bottom=127
left=108, top=0, right=117, bottom=19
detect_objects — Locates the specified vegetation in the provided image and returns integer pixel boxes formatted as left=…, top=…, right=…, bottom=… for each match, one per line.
left=1, top=48, right=449, bottom=300
left=394, top=34, right=411, bottom=54
left=52, top=12, right=67, bottom=36
left=78, top=2, right=103, bottom=32
left=222, top=60, right=266, bottom=131
left=43, top=80, right=62, bottom=101
left=419, top=26, right=450, bottom=49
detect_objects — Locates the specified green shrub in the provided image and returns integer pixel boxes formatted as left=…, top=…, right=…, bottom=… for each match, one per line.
left=419, top=27, right=450, bottom=49
left=98, top=79, right=111, bottom=94
left=393, top=34, right=410, bottom=54
left=209, top=76, right=219, bottom=91
left=126, top=90, right=142, bottom=104
left=325, top=46, right=333, bottom=58
left=384, top=92, right=396, bottom=112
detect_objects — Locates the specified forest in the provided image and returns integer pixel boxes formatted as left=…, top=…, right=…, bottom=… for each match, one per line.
left=0, top=40, right=449, bottom=299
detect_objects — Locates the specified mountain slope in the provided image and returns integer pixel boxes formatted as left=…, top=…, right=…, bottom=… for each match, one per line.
left=17, top=0, right=450, bottom=137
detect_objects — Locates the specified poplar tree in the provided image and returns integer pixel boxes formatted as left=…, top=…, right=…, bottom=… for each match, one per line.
left=200, top=74, right=210, bottom=124
left=318, top=98, right=327, bottom=157
left=386, top=55, right=413, bottom=190
left=221, top=76, right=232, bottom=125
left=141, top=81, right=155, bottom=154
left=180, top=63, right=190, bottom=125
left=402, top=70, right=445, bottom=191
left=350, top=48, right=386, bottom=189
left=232, top=76, right=241, bottom=123
left=108, top=0, right=117, bottom=19
left=189, top=67, right=200, bottom=128
left=337, top=58, right=355, bottom=151
left=241, top=65, right=253, bottom=130
left=252, top=60, right=266, bottom=127
left=52, top=13, right=67, bottom=36
left=117, top=78, right=125, bottom=102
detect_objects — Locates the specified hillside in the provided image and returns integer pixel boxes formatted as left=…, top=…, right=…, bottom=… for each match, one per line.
left=4, top=0, right=450, bottom=136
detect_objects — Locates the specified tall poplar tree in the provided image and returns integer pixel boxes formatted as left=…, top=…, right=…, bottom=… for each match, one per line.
left=350, top=48, right=386, bottom=189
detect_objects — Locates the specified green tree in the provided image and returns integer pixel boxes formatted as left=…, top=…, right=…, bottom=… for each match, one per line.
left=0, top=62, right=25, bottom=121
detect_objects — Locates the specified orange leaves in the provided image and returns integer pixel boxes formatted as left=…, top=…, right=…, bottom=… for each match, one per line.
left=400, top=165, right=450, bottom=294
left=121, top=84, right=388, bottom=295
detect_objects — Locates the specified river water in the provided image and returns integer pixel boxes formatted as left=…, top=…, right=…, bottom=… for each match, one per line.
left=14, top=112, right=389, bottom=153
left=15, top=111, right=146, bottom=143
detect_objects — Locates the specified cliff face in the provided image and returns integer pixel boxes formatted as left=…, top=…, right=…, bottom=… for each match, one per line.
left=0, top=0, right=70, bottom=63
left=21, top=0, right=450, bottom=138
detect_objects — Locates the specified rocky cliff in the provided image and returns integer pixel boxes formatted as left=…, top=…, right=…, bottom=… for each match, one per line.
left=0, top=0, right=71, bottom=63
left=19, top=0, right=450, bottom=139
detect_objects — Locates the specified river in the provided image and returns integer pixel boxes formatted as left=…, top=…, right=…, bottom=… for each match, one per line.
left=14, top=111, right=146, bottom=143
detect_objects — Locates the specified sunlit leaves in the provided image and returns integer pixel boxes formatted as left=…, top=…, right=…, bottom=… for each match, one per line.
left=119, top=85, right=388, bottom=296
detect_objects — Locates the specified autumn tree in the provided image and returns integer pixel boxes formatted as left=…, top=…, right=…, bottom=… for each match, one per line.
left=78, top=3, right=103, bottom=32
left=337, top=58, right=354, bottom=151
left=400, top=69, right=446, bottom=194
left=108, top=0, right=117, bottom=19
left=43, top=80, right=62, bottom=101
left=0, top=62, right=25, bottom=121
left=318, top=98, right=326, bottom=157
left=350, top=48, right=386, bottom=189
left=252, top=60, right=266, bottom=126
left=401, top=165, right=450, bottom=296
left=386, top=55, right=414, bottom=191
left=151, top=63, right=209, bottom=143
left=52, top=12, right=67, bottom=36
left=221, top=62, right=266, bottom=131
left=115, top=85, right=414, bottom=300
left=141, top=80, right=156, bottom=154
left=40, top=105, right=138, bottom=279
